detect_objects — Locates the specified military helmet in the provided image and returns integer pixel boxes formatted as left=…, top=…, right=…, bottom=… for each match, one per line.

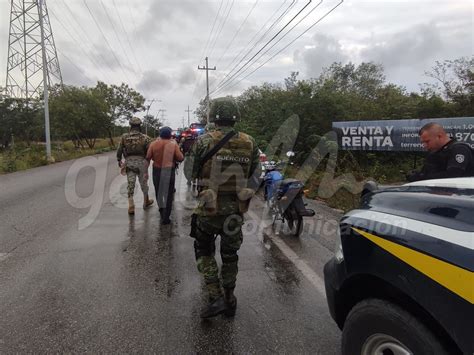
left=208, top=97, right=240, bottom=123
left=130, top=117, right=142, bottom=126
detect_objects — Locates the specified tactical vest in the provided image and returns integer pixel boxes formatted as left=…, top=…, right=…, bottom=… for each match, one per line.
left=200, top=130, right=254, bottom=194
left=122, top=131, right=148, bottom=158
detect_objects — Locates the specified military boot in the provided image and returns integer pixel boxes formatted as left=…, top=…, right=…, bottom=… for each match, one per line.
left=143, top=194, right=154, bottom=209
left=200, top=296, right=227, bottom=319
left=128, top=197, right=135, bottom=215
left=224, top=288, right=237, bottom=317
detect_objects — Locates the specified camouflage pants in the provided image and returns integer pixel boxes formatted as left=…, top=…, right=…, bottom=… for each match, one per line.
left=125, top=157, right=149, bottom=198
left=191, top=213, right=244, bottom=300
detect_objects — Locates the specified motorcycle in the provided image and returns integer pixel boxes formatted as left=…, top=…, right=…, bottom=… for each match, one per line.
left=264, top=160, right=315, bottom=237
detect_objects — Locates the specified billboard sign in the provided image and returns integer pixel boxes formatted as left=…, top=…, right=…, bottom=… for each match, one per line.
left=332, top=117, right=474, bottom=151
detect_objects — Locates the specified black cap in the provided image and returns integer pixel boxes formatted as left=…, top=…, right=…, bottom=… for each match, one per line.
left=160, top=126, right=172, bottom=139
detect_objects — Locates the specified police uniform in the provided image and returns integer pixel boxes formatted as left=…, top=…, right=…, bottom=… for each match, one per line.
left=116, top=118, right=153, bottom=214
left=184, top=97, right=260, bottom=318
left=408, top=140, right=474, bottom=182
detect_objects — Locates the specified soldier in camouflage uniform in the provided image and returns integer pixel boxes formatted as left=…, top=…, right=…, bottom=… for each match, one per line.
left=116, top=117, right=154, bottom=215
left=184, top=97, right=260, bottom=318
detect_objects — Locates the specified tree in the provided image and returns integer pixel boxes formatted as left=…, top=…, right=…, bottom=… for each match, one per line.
left=49, top=85, right=109, bottom=148
left=424, top=57, right=473, bottom=116
left=92, top=82, right=145, bottom=146
left=0, top=95, right=43, bottom=148
left=194, top=98, right=208, bottom=123
left=143, top=114, right=161, bottom=137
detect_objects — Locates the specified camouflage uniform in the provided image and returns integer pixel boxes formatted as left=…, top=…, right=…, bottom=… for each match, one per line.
left=116, top=129, right=152, bottom=198
left=185, top=126, right=260, bottom=301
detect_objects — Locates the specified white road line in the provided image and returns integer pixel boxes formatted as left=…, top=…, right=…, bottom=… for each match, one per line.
left=265, top=232, right=327, bottom=299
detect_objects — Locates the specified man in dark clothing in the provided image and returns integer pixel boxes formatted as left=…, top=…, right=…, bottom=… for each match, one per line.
left=407, top=123, right=474, bottom=182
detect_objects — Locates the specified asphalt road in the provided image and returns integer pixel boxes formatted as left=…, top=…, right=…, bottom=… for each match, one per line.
left=0, top=152, right=343, bottom=353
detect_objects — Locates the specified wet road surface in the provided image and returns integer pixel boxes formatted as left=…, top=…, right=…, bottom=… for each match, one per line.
left=0, top=152, right=342, bottom=353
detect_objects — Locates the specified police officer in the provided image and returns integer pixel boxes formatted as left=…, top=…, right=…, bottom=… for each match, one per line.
left=184, top=97, right=260, bottom=318
left=116, top=117, right=154, bottom=215
left=407, top=123, right=474, bottom=182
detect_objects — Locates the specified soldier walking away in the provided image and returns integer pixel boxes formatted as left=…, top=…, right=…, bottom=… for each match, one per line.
left=407, top=123, right=474, bottom=182
left=116, top=117, right=154, bottom=215
left=184, top=97, right=260, bottom=318
left=181, top=134, right=198, bottom=186
left=145, top=126, right=184, bottom=225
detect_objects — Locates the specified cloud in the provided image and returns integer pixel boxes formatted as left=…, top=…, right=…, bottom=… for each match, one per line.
left=178, top=67, right=197, bottom=86
left=295, top=33, right=349, bottom=78
left=360, top=24, right=443, bottom=72
left=0, top=0, right=471, bottom=127
left=137, top=1, right=213, bottom=39
left=137, top=70, right=172, bottom=94
left=60, top=59, right=94, bottom=87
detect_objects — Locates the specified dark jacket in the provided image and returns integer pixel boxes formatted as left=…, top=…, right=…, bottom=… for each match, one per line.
left=408, top=140, right=474, bottom=181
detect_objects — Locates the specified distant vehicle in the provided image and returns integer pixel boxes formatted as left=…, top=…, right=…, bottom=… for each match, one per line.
left=171, top=130, right=180, bottom=142
left=324, top=178, right=474, bottom=355
left=189, top=122, right=205, bottom=136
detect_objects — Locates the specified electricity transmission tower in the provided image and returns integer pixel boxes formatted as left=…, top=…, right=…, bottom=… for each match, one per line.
left=5, top=0, right=63, bottom=99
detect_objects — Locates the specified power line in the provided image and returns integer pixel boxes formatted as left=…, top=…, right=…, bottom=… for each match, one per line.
left=111, top=0, right=142, bottom=74
left=56, top=48, right=86, bottom=77
left=198, top=0, right=225, bottom=64
left=214, top=0, right=260, bottom=68
left=98, top=0, right=136, bottom=73
left=81, top=0, right=132, bottom=84
left=211, top=0, right=296, bottom=92
left=220, top=0, right=298, bottom=75
left=208, top=0, right=235, bottom=58
left=123, top=0, right=157, bottom=94
left=60, top=0, right=115, bottom=78
left=48, top=6, right=111, bottom=83
left=110, top=0, right=154, bottom=95
left=217, top=0, right=344, bottom=94
left=214, top=0, right=325, bottom=94
left=198, top=57, right=216, bottom=121
left=212, top=0, right=312, bottom=94
left=192, top=0, right=225, bottom=98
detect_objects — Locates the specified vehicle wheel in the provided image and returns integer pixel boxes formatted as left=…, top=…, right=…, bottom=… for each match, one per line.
left=286, top=214, right=303, bottom=237
left=342, top=299, right=449, bottom=355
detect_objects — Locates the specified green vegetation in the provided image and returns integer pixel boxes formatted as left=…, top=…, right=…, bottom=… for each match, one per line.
left=0, top=81, right=147, bottom=150
left=197, top=57, right=473, bottom=210
left=0, top=81, right=153, bottom=174
left=1, top=58, right=472, bottom=211
left=0, top=138, right=118, bottom=174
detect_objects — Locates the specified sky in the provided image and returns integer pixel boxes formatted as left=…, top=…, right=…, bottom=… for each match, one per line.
left=0, top=0, right=472, bottom=129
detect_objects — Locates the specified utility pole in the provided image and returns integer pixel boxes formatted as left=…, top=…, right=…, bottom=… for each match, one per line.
left=198, top=57, right=215, bottom=123
left=145, top=98, right=161, bottom=136
left=157, top=109, right=167, bottom=125
left=185, top=105, right=192, bottom=127
left=39, top=0, right=52, bottom=161
left=6, top=0, right=62, bottom=161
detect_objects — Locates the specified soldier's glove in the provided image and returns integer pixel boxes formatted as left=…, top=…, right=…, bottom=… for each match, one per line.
left=237, top=188, right=255, bottom=201
left=237, top=188, right=255, bottom=214
left=198, top=189, right=217, bottom=214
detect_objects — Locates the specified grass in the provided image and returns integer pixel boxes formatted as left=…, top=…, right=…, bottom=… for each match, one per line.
left=283, top=151, right=423, bottom=212
left=0, top=138, right=120, bottom=174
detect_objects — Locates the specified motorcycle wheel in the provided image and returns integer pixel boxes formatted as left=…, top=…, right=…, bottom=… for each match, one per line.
left=286, top=214, right=303, bottom=237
